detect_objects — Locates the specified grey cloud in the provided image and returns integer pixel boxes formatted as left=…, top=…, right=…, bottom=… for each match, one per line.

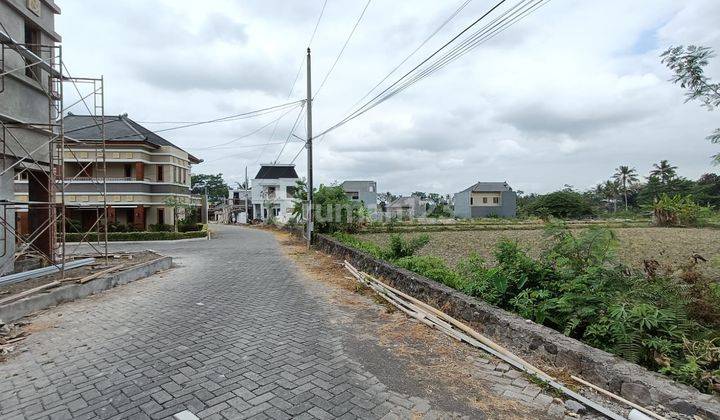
left=133, top=52, right=288, bottom=94
left=496, top=103, right=654, bottom=138
left=200, top=14, right=248, bottom=43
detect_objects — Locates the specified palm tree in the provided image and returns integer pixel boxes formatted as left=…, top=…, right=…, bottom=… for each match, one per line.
left=613, top=165, right=639, bottom=211
left=601, top=180, right=620, bottom=213
left=649, top=160, right=678, bottom=185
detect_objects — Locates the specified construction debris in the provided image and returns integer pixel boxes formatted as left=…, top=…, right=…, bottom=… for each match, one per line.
left=344, top=261, right=624, bottom=420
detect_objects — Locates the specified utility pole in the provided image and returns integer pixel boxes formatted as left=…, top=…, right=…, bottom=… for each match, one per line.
left=305, top=48, right=313, bottom=248
left=244, top=166, right=249, bottom=223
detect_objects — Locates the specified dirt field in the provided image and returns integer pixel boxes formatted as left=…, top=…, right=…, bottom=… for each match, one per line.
left=357, top=227, right=720, bottom=277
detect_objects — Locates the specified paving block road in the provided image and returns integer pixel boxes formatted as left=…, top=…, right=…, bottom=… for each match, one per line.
left=0, top=225, right=571, bottom=419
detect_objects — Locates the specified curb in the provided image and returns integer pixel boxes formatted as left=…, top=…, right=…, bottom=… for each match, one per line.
left=0, top=256, right=172, bottom=323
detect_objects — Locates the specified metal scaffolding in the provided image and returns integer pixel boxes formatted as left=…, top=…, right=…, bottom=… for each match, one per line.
left=0, top=33, right=108, bottom=277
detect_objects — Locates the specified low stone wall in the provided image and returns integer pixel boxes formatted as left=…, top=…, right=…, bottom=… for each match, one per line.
left=314, top=233, right=720, bottom=419
left=0, top=256, right=172, bottom=323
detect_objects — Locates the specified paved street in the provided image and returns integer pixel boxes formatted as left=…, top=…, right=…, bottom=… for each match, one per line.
left=0, top=225, right=558, bottom=419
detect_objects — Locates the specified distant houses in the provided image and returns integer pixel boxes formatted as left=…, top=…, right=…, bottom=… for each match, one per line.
left=251, top=164, right=300, bottom=223
left=387, top=196, right=423, bottom=218
left=341, top=181, right=377, bottom=212
left=453, top=182, right=517, bottom=218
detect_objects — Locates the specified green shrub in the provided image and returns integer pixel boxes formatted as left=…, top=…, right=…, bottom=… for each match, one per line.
left=394, top=256, right=467, bottom=290
left=651, top=194, right=712, bottom=227
left=178, top=222, right=202, bottom=232
left=66, top=228, right=207, bottom=242
left=148, top=223, right=174, bottom=232
left=334, top=225, right=720, bottom=394
left=525, top=190, right=595, bottom=219
left=386, top=234, right=430, bottom=259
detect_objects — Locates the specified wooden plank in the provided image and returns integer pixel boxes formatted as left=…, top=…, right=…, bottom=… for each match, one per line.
left=571, top=375, right=666, bottom=420
left=77, top=265, right=125, bottom=284
left=0, top=281, right=61, bottom=306
left=343, top=261, right=624, bottom=420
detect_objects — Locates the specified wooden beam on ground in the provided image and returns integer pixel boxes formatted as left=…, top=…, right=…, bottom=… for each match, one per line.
left=77, top=265, right=125, bottom=284
left=0, top=281, right=61, bottom=306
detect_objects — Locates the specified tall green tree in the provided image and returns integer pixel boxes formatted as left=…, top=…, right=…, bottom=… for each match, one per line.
left=650, top=160, right=678, bottom=184
left=661, top=45, right=720, bottom=162
left=613, top=166, right=639, bottom=211
left=191, top=173, right=229, bottom=205
left=600, top=180, right=620, bottom=213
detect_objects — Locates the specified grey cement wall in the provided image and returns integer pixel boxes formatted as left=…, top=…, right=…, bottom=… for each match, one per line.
left=1, top=166, right=16, bottom=275
left=313, top=234, right=720, bottom=419
left=0, top=0, right=59, bottom=165
left=453, top=190, right=471, bottom=218
left=0, top=256, right=172, bottom=323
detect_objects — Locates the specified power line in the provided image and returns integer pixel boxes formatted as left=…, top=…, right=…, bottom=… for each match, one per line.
left=189, top=104, right=303, bottom=150
left=344, top=0, right=474, bottom=115
left=104, top=100, right=303, bottom=141
left=321, top=0, right=512, bottom=136
left=258, top=0, right=330, bottom=165
left=273, top=102, right=306, bottom=163
left=317, top=0, right=548, bottom=140
left=202, top=142, right=294, bottom=163
left=312, top=0, right=372, bottom=100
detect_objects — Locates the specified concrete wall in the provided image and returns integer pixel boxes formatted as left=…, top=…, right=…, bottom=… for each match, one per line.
left=313, top=234, right=720, bottom=418
left=453, top=190, right=471, bottom=218
left=1, top=164, right=16, bottom=275
left=0, top=0, right=60, bottom=165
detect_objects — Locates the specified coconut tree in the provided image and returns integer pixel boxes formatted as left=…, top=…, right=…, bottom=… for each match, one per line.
left=602, top=180, right=620, bottom=213
left=649, top=160, right=678, bottom=185
left=613, top=165, right=639, bottom=211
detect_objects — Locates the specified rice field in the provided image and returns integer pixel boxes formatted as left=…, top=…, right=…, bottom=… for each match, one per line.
left=356, top=227, right=720, bottom=277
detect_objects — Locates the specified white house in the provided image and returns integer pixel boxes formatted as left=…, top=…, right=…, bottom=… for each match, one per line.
left=251, top=164, right=300, bottom=223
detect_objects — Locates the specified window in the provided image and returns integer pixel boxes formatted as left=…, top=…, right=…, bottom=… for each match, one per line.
left=157, top=165, right=164, bottom=182
left=124, top=164, right=132, bottom=179
left=24, top=23, right=41, bottom=81
left=470, top=197, right=474, bottom=205
left=483, top=197, right=488, bottom=204
left=369, top=185, right=375, bottom=192
left=286, top=186, right=297, bottom=198
left=158, top=208, right=165, bottom=224
left=493, top=197, right=499, bottom=204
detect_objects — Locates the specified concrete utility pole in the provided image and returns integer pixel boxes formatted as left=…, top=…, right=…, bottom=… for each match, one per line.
left=305, top=48, right=313, bottom=248
left=244, top=166, right=249, bottom=223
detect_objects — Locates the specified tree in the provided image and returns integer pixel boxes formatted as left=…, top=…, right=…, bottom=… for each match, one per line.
left=599, top=180, right=620, bottom=213
left=525, top=190, right=594, bottom=219
left=191, top=173, right=229, bottom=205
left=291, top=181, right=367, bottom=233
left=661, top=45, right=720, bottom=162
left=411, top=191, right=428, bottom=200
left=613, top=165, right=639, bottom=211
left=650, top=160, right=678, bottom=184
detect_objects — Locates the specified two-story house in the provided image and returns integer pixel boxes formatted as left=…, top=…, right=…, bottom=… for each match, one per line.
left=453, top=181, right=517, bottom=218
left=14, top=113, right=202, bottom=231
left=341, top=180, right=377, bottom=212
left=1, top=0, right=62, bottom=273
left=251, top=164, right=300, bottom=223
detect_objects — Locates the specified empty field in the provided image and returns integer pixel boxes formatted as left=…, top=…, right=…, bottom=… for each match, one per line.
left=356, top=227, right=720, bottom=277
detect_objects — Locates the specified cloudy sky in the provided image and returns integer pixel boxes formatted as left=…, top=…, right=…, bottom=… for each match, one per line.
left=57, top=0, right=720, bottom=195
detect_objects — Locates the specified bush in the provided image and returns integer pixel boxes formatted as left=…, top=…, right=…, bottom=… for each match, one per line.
left=148, top=223, right=174, bottom=232
left=395, top=256, right=467, bottom=290
left=386, top=234, right=430, bottom=259
left=178, top=222, right=202, bottom=232
left=66, top=226, right=207, bottom=242
left=335, top=225, right=720, bottom=394
left=651, top=194, right=712, bottom=227
left=525, top=190, right=594, bottom=219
